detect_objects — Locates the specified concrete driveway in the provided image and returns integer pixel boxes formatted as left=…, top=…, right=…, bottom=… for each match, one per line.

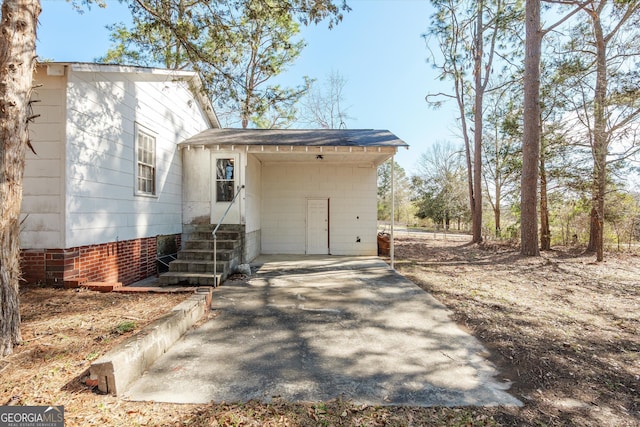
left=125, top=255, right=520, bottom=407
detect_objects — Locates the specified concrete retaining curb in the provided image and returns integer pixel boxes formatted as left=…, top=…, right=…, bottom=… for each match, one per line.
left=89, top=287, right=213, bottom=395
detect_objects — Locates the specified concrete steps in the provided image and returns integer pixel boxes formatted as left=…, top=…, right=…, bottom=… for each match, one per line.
left=158, top=224, right=244, bottom=287
left=158, top=272, right=220, bottom=287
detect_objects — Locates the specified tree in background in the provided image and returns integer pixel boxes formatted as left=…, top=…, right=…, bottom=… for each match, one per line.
left=299, top=69, right=353, bottom=129
left=605, top=188, right=640, bottom=251
left=426, top=0, right=523, bottom=244
left=99, top=2, right=188, bottom=69
left=482, top=86, right=522, bottom=237
left=559, top=0, right=640, bottom=261
left=412, top=142, right=470, bottom=230
left=536, top=55, right=584, bottom=251
left=0, top=0, right=41, bottom=357
left=377, top=159, right=412, bottom=224
left=249, top=81, right=310, bottom=129
left=225, top=2, right=309, bottom=128
left=520, top=0, right=586, bottom=256
left=100, top=0, right=350, bottom=128
left=520, top=0, right=542, bottom=255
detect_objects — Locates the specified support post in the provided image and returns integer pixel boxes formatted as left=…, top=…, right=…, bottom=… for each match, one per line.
left=391, top=156, right=395, bottom=270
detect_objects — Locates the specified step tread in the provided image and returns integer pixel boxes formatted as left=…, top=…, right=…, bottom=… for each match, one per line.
left=160, top=271, right=221, bottom=277
left=159, top=272, right=222, bottom=287
left=170, top=259, right=227, bottom=264
left=179, top=248, right=234, bottom=253
left=183, top=239, right=240, bottom=244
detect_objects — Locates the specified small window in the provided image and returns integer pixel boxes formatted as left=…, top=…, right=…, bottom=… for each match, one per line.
left=136, top=127, right=156, bottom=196
left=216, top=158, right=235, bottom=202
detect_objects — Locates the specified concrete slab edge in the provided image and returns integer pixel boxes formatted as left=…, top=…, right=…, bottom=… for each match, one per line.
left=89, top=287, right=213, bottom=395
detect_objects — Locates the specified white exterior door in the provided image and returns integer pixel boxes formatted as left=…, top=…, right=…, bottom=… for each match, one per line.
left=306, top=198, right=329, bottom=254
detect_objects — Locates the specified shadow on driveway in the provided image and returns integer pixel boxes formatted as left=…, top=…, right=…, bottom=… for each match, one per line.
left=124, top=255, right=521, bottom=407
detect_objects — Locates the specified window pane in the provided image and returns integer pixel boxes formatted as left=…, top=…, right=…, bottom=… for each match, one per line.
left=136, top=129, right=156, bottom=195
left=215, top=158, right=234, bottom=201
left=217, top=159, right=234, bottom=180
left=216, top=181, right=234, bottom=202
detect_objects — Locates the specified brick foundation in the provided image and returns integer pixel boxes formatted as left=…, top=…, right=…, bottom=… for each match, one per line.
left=21, top=234, right=181, bottom=286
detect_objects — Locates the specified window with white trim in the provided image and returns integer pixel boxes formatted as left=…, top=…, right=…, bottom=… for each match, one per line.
left=136, top=126, right=156, bottom=196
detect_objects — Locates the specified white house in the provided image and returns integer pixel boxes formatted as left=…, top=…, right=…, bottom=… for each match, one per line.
left=20, top=63, right=408, bottom=287
left=21, top=62, right=217, bottom=286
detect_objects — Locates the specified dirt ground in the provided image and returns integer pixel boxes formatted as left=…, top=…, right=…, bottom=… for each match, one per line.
left=1, top=234, right=638, bottom=426
left=394, top=232, right=640, bottom=427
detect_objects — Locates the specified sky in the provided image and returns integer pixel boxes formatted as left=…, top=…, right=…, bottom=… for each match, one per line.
left=37, top=0, right=459, bottom=174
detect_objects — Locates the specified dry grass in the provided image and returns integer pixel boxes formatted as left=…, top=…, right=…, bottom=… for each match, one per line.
left=394, top=233, right=640, bottom=426
left=0, top=288, right=192, bottom=425
left=1, top=236, right=638, bottom=426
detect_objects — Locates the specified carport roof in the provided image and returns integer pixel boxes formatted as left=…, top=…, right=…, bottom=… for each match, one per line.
left=179, top=128, right=409, bottom=148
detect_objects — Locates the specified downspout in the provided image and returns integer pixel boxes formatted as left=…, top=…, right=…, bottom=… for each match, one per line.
left=327, top=198, right=331, bottom=255
left=390, top=154, right=395, bottom=270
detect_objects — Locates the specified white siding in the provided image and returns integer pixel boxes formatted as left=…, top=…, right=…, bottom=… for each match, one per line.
left=182, top=147, right=212, bottom=224
left=64, top=69, right=211, bottom=247
left=261, top=163, right=377, bottom=255
left=183, top=149, right=251, bottom=227
left=21, top=71, right=66, bottom=248
left=244, top=154, right=262, bottom=261
left=245, top=154, right=261, bottom=233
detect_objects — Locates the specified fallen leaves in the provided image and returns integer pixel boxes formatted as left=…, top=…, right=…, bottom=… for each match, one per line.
left=394, top=233, right=640, bottom=427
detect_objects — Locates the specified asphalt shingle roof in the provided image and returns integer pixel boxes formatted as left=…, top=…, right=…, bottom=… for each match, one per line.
left=180, top=128, right=409, bottom=148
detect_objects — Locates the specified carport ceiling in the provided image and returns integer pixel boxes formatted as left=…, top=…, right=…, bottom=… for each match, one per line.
left=248, top=149, right=393, bottom=166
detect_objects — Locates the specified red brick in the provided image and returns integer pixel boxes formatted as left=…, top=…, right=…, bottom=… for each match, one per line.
left=22, top=234, right=174, bottom=286
left=64, top=277, right=89, bottom=288
left=83, top=282, right=123, bottom=292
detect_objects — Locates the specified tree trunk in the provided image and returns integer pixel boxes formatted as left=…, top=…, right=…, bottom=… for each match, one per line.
left=589, top=169, right=606, bottom=261
left=494, top=132, right=501, bottom=238
left=241, top=94, right=250, bottom=129
left=540, top=167, right=550, bottom=250
left=540, top=137, right=550, bottom=250
left=455, top=76, right=475, bottom=243
left=0, top=0, right=40, bottom=357
left=520, top=0, right=541, bottom=256
left=587, top=206, right=598, bottom=251
left=494, top=181, right=501, bottom=238
left=589, top=11, right=607, bottom=262
left=472, top=0, right=484, bottom=244
left=463, top=121, right=475, bottom=238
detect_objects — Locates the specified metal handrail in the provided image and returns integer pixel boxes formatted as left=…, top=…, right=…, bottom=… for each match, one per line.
left=213, top=185, right=245, bottom=286
left=156, top=253, right=177, bottom=268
